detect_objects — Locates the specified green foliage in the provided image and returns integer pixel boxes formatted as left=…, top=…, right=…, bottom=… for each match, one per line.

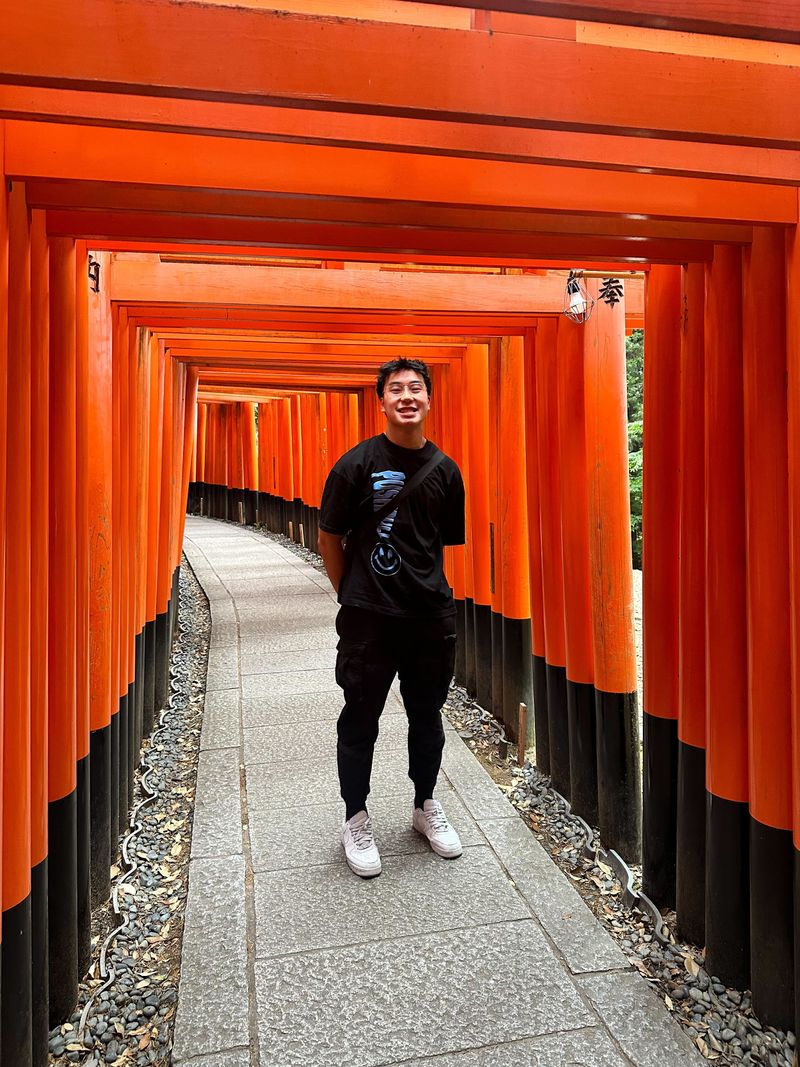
left=626, top=329, right=644, bottom=569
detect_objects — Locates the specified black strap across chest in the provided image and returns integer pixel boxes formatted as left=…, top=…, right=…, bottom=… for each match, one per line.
left=357, top=449, right=445, bottom=535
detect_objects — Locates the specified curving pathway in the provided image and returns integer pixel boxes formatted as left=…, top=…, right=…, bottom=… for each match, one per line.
left=172, top=515, right=702, bottom=1067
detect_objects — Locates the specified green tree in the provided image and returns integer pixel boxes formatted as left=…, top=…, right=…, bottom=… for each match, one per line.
left=626, top=329, right=644, bottom=568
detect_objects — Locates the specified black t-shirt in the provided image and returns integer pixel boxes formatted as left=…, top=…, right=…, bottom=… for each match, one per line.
left=319, top=434, right=465, bottom=618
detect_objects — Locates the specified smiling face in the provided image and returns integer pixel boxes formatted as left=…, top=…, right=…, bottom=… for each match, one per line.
left=380, top=368, right=431, bottom=431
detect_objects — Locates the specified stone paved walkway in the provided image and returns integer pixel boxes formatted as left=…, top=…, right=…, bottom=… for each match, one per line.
left=173, top=516, right=703, bottom=1067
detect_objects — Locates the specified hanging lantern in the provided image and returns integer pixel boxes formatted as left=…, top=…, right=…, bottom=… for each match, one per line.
left=563, top=270, right=594, bottom=324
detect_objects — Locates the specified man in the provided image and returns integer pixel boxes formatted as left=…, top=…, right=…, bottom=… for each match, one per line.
left=318, top=357, right=466, bottom=878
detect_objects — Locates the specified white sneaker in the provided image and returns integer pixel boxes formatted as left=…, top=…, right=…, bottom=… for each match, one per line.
left=412, top=799, right=463, bottom=858
left=341, top=811, right=382, bottom=878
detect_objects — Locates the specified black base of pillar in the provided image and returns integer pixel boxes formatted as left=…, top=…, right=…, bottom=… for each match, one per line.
left=567, top=678, right=598, bottom=826
left=1, top=892, right=32, bottom=1066
left=89, top=723, right=112, bottom=909
left=31, top=857, right=49, bottom=1066
left=750, top=817, right=794, bottom=1030
left=595, top=688, right=641, bottom=863
left=135, top=628, right=145, bottom=754
left=474, top=602, right=492, bottom=709
left=154, top=609, right=170, bottom=713
left=642, top=713, right=678, bottom=909
left=705, top=792, right=749, bottom=990
left=502, top=616, right=533, bottom=742
left=490, top=610, right=504, bottom=725
left=76, top=753, right=91, bottom=975
left=118, top=693, right=129, bottom=838
left=143, top=617, right=157, bottom=735
left=454, top=598, right=466, bottom=687
left=531, top=653, right=549, bottom=776
left=463, top=597, right=476, bottom=697
left=546, top=663, right=570, bottom=798
left=48, top=790, right=78, bottom=1025
left=110, top=707, right=120, bottom=859
left=126, top=679, right=135, bottom=808
left=676, top=739, right=706, bottom=944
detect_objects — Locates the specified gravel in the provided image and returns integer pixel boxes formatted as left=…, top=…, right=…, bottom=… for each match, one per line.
left=48, top=558, right=210, bottom=1067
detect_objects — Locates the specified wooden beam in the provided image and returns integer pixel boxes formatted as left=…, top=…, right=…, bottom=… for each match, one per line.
left=412, top=1, right=800, bottom=44
left=8, top=123, right=796, bottom=224
left=2, top=5, right=799, bottom=145
left=4, top=87, right=799, bottom=184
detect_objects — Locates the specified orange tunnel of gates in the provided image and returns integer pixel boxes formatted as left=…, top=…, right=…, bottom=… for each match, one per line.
left=2, top=3, right=800, bottom=1060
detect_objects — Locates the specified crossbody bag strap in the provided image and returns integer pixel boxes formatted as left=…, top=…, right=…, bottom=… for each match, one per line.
left=357, top=448, right=445, bottom=535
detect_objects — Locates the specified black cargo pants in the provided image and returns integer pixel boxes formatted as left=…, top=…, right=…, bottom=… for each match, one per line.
left=335, top=605, right=457, bottom=817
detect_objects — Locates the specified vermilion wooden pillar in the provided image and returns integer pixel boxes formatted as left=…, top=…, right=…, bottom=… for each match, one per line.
left=499, top=335, right=533, bottom=736
left=641, top=264, right=681, bottom=909
left=535, top=318, right=570, bottom=797
left=583, top=281, right=640, bottom=862
left=2, top=179, right=33, bottom=1066
left=788, top=206, right=800, bottom=1045
left=29, top=207, right=50, bottom=1065
left=87, top=250, right=113, bottom=910
left=47, top=235, right=78, bottom=1023
left=111, top=307, right=127, bottom=838
left=522, top=328, right=549, bottom=773
left=743, top=226, right=793, bottom=1029
left=556, top=316, right=596, bottom=823
left=155, top=351, right=174, bottom=713
left=464, top=344, right=492, bottom=709
left=487, top=342, right=504, bottom=722
left=704, top=244, right=749, bottom=990
left=0, top=135, right=6, bottom=1063
left=291, top=394, right=303, bottom=541
left=676, top=261, right=707, bottom=945
left=74, top=242, right=92, bottom=973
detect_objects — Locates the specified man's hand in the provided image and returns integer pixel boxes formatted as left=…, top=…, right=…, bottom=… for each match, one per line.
left=318, top=530, right=347, bottom=594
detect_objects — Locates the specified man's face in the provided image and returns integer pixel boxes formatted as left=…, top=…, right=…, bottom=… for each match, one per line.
left=380, top=369, right=431, bottom=430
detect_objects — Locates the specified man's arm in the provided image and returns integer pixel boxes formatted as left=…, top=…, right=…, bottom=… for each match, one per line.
left=318, top=530, right=347, bottom=594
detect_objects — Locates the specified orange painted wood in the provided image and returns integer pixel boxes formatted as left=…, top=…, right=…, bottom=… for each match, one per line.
left=499, top=336, right=530, bottom=621
left=555, top=317, right=593, bottom=685
left=8, top=123, right=796, bottom=226
left=146, top=338, right=164, bottom=624
left=704, top=245, right=748, bottom=804
left=787, top=206, right=800, bottom=849
left=6, top=96, right=797, bottom=186
left=582, top=282, right=637, bottom=695
left=87, top=251, right=113, bottom=730
left=156, top=358, right=174, bottom=613
left=0, top=145, right=6, bottom=930
left=414, top=0, right=800, bottom=44
left=134, top=331, right=152, bottom=633
left=678, top=263, right=706, bottom=750
left=3, top=7, right=799, bottom=143
left=30, top=209, right=49, bottom=868
left=4, top=180, right=32, bottom=909
left=642, top=265, right=681, bottom=719
left=110, top=307, right=123, bottom=705
left=743, top=227, right=791, bottom=831
left=522, top=329, right=546, bottom=660
left=75, top=243, right=91, bottom=757
left=48, top=236, right=78, bottom=801
left=535, top=318, right=566, bottom=669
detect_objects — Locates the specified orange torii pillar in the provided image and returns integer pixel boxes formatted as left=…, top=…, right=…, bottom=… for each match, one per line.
left=487, top=342, right=504, bottom=720
left=535, top=318, right=570, bottom=796
left=291, top=394, right=303, bottom=542
left=523, top=328, right=549, bottom=774
left=676, top=262, right=707, bottom=945
left=47, top=235, right=79, bottom=1022
left=190, top=401, right=207, bottom=514
left=704, top=245, right=749, bottom=990
left=0, top=140, right=6, bottom=1065
left=154, top=354, right=176, bottom=713
left=168, top=361, right=186, bottom=649
left=2, top=179, right=33, bottom=1065
left=641, top=265, right=681, bottom=908
left=129, top=330, right=148, bottom=762
left=30, top=208, right=50, bottom=1065
left=277, top=396, right=295, bottom=536
left=87, top=250, right=114, bottom=914
left=787, top=207, right=800, bottom=1044
left=111, top=307, right=127, bottom=839
left=498, top=335, right=533, bottom=736
left=135, top=333, right=153, bottom=739
left=464, top=345, right=492, bottom=711
left=242, top=401, right=259, bottom=525
left=556, top=316, right=597, bottom=823
left=75, top=242, right=92, bottom=974
left=583, top=281, right=640, bottom=862
left=142, top=330, right=162, bottom=750
left=743, top=227, right=793, bottom=1028
left=256, top=400, right=270, bottom=528
left=228, top=401, right=245, bottom=523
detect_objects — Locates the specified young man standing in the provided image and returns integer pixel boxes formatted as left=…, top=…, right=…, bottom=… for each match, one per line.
left=318, top=358, right=466, bottom=878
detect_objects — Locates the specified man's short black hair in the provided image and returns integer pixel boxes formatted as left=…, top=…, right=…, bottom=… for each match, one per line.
left=376, top=358, right=432, bottom=399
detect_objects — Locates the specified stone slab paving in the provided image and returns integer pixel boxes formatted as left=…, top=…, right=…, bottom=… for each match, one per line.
left=175, top=516, right=704, bottom=1067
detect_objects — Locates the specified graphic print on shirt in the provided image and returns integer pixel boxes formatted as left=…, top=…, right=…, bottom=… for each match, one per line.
left=370, top=469, right=405, bottom=576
